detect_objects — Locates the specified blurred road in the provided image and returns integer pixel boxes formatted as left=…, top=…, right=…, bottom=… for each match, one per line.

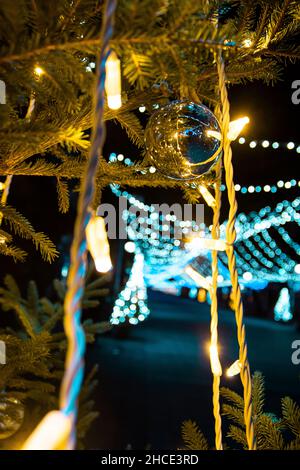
left=88, top=291, right=300, bottom=450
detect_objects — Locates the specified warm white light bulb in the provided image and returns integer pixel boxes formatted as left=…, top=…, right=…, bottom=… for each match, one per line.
left=227, top=117, right=250, bottom=141
left=95, top=256, right=113, bottom=273
left=86, top=215, right=112, bottom=273
left=226, top=360, right=242, bottom=377
left=206, top=117, right=249, bottom=142
left=198, top=185, right=216, bottom=208
left=185, top=266, right=212, bottom=291
left=105, top=51, right=122, bottom=110
left=209, top=344, right=222, bottom=376
left=34, top=66, right=44, bottom=77
left=22, top=411, right=72, bottom=450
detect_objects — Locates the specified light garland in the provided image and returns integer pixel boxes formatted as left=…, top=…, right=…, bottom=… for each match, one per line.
left=220, top=178, right=300, bottom=195
left=235, top=136, right=300, bottom=154
left=111, top=252, right=150, bottom=325
left=110, top=151, right=300, bottom=196
left=108, top=154, right=300, bottom=294
left=86, top=214, right=112, bottom=273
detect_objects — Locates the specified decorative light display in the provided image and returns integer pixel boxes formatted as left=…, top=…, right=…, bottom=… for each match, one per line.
left=111, top=252, right=150, bottom=325
left=236, top=137, right=300, bottom=154
left=274, top=287, right=293, bottom=322
left=220, top=177, right=300, bottom=195
left=109, top=154, right=300, bottom=299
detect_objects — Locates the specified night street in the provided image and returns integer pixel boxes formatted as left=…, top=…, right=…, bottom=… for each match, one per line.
left=89, top=291, right=300, bottom=449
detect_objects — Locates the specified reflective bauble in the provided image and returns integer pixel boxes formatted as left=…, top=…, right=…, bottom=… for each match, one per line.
left=144, top=100, right=222, bottom=180
left=0, top=396, right=24, bottom=439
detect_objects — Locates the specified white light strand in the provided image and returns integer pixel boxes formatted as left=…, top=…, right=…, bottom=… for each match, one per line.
left=236, top=137, right=300, bottom=154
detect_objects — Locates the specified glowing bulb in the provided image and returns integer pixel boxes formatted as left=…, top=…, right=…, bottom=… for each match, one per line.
left=262, top=140, right=269, bottom=148
left=287, top=142, right=295, bottom=150
left=124, top=241, right=136, bottom=253
left=185, top=266, right=212, bottom=290
left=227, top=117, right=250, bottom=141
left=197, top=185, right=216, bottom=208
left=242, top=271, right=253, bottom=281
left=294, top=264, right=300, bottom=274
left=34, top=66, right=44, bottom=77
left=235, top=184, right=241, bottom=191
left=22, top=411, right=72, bottom=450
left=197, top=288, right=206, bottom=303
left=187, top=237, right=227, bottom=252
left=272, top=142, right=279, bottom=149
left=243, top=39, right=252, bottom=48
left=105, top=51, right=122, bottom=110
left=86, top=215, right=112, bottom=273
left=209, top=344, right=222, bottom=376
left=264, top=185, right=271, bottom=192
left=139, top=105, right=146, bottom=113
left=95, top=257, right=113, bottom=273
left=0, top=182, right=5, bottom=190
left=249, top=141, right=257, bottom=148
left=149, top=166, right=156, bottom=173
left=238, top=137, right=246, bottom=144
left=226, top=360, right=242, bottom=377
left=207, top=117, right=249, bottom=142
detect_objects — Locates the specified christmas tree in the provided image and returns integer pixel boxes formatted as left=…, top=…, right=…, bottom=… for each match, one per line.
left=0, top=0, right=299, bottom=451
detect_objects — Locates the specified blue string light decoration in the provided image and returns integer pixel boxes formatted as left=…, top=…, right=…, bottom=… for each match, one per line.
left=109, top=153, right=300, bottom=325
left=111, top=252, right=150, bottom=325
left=274, top=287, right=293, bottom=322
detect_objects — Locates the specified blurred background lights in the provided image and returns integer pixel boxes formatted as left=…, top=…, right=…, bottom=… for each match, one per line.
left=243, top=272, right=253, bottom=281
left=294, top=264, right=300, bottom=274
left=124, top=241, right=136, bottom=253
